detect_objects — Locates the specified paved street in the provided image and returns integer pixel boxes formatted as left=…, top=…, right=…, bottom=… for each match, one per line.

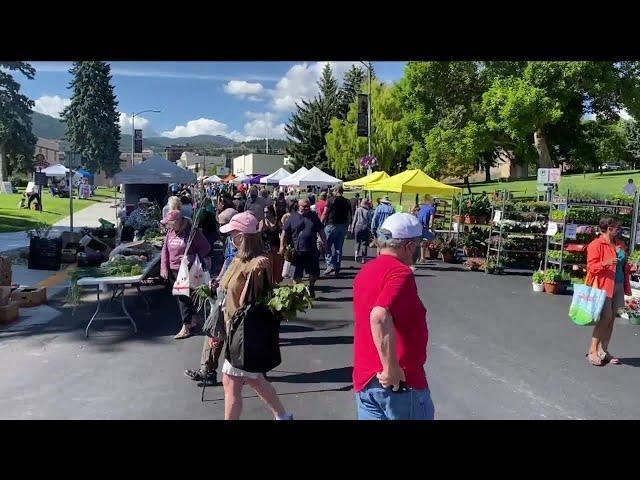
left=1, top=241, right=640, bottom=419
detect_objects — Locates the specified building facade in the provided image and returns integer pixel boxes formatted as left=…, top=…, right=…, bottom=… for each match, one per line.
left=233, top=153, right=285, bottom=176
left=34, top=138, right=62, bottom=165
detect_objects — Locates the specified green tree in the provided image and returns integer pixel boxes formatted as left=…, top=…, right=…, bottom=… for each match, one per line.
left=326, top=81, right=408, bottom=178
left=570, top=119, right=632, bottom=173
left=338, top=65, right=365, bottom=119
left=62, top=62, right=122, bottom=176
left=285, top=64, right=342, bottom=172
left=481, top=62, right=640, bottom=168
left=398, top=61, right=496, bottom=189
left=0, top=62, right=37, bottom=182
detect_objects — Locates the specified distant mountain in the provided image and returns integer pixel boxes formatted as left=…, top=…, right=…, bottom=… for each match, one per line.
left=30, top=112, right=284, bottom=154
left=31, top=111, right=67, bottom=141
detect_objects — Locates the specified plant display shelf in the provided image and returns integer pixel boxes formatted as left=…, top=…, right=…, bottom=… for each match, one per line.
left=545, top=188, right=639, bottom=271
left=486, top=189, right=549, bottom=274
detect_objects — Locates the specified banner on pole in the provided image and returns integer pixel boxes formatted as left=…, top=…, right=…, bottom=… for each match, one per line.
left=357, top=94, right=368, bottom=137
left=134, top=129, right=143, bottom=153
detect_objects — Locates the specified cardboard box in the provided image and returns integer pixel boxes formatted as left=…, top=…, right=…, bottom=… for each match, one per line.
left=80, top=235, right=112, bottom=255
left=0, top=301, right=19, bottom=324
left=0, top=256, right=11, bottom=286
left=10, top=286, right=47, bottom=307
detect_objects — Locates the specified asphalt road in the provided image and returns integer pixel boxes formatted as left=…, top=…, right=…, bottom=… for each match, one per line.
left=1, top=242, right=640, bottom=419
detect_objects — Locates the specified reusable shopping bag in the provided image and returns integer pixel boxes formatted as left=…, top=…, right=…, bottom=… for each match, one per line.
left=569, top=284, right=607, bottom=326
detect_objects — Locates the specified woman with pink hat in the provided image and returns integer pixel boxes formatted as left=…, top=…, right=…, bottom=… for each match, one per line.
left=160, top=210, right=211, bottom=339
left=218, top=211, right=293, bottom=420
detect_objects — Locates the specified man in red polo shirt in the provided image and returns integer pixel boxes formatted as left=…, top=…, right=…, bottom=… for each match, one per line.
left=352, top=213, right=434, bottom=420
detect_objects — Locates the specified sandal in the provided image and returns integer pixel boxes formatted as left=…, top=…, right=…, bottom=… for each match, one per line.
left=586, top=353, right=604, bottom=367
left=603, top=353, right=621, bottom=365
left=174, top=326, right=192, bottom=340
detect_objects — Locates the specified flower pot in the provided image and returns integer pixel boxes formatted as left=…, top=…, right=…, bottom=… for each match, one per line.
left=543, top=281, right=562, bottom=294
left=476, top=215, right=488, bottom=225
left=441, top=251, right=455, bottom=263
left=428, top=247, right=440, bottom=259
left=465, top=214, right=476, bottom=224
left=453, top=214, right=463, bottom=223
left=532, top=282, right=544, bottom=293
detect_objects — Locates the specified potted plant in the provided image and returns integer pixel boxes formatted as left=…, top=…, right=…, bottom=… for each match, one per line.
left=543, top=269, right=563, bottom=294
left=485, top=256, right=504, bottom=274
left=621, top=298, right=640, bottom=325
left=532, top=271, right=544, bottom=292
left=439, top=237, right=457, bottom=263
left=464, top=199, right=476, bottom=224
left=426, top=239, right=441, bottom=259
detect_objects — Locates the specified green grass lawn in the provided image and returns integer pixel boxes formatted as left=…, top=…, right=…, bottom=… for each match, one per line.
left=465, top=169, right=640, bottom=198
left=0, top=187, right=116, bottom=233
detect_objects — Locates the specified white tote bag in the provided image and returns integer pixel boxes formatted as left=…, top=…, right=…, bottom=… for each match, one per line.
left=172, top=255, right=191, bottom=296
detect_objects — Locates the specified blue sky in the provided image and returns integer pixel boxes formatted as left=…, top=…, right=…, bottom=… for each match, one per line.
left=22, top=61, right=406, bottom=141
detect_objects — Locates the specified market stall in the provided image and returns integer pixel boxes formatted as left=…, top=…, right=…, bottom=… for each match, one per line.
left=344, top=171, right=389, bottom=189
left=279, top=167, right=309, bottom=187
left=260, top=168, right=291, bottom=185
left=70, top=241, right=162, bottom=337
left=114, top=154, right=197, bottom=207
left=295, top=167, right=342, bottom=188
left=203, top=175, right=222, bottom=184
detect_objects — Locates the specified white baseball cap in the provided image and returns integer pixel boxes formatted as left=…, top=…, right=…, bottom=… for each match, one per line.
left=379, top=213, right=422, bottom=239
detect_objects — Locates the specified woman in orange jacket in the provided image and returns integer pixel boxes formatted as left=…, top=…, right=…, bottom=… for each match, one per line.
left=585, top=217, right=631, bottom=366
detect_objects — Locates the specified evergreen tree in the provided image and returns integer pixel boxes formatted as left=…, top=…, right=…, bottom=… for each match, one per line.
left=285, top=64, right=342, bottom=173
left=0, top=62, right=37, bottom=182
left=338, top=65, right=365, bottom=118
left=62, top=62, right=122, bottom=176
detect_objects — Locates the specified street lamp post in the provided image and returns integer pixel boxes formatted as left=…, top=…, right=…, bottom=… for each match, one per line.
left=359, top=61, right=373, bottom=173
left=131, top=109, right=161, bottom=168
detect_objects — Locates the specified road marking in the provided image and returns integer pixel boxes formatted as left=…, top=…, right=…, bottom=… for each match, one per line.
left=437, top=343, right=584, bottom=420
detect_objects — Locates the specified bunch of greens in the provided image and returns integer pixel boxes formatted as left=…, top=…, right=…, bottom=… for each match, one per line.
left=192, top=283, right=215, bottom=312
left=67, top=258, right=145, bottom=305
left=266, top=283, right=313, bottom=320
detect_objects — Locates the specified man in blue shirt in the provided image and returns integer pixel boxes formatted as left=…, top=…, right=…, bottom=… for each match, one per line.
left=371, top=197, right=396, bottom=238
left=417, top=195, right=436, bottom=263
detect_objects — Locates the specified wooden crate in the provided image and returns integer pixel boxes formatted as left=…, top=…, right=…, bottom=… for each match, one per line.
left=0, top=301, right=19, bottom=324
left=10, top=286, right=47, bottom=307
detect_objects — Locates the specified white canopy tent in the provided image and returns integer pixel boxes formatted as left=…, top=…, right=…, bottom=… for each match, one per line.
left=260, top=167, right=291, bottom=184
left=232, top=174, right=250, bottom=184
left=279, top=167, right=309, bottom=186
left=204, top=175, right=222, bottom=184
left=293, top=167, right=342, bottom=188
left=42, top=164, right=70, bottom=177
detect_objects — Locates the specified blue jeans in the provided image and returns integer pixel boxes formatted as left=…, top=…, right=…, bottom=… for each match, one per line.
left=356, top=378, right=435, bottom=420
left=325, top=224, right=347, bottom=271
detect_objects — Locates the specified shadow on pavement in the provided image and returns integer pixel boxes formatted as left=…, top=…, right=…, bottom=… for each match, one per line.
left=619, top=358, right=640, bottom=367
left=280, top=335, right=353, bottom=347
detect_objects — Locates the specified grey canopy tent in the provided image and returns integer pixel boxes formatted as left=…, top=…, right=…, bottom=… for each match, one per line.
left=114, top=155, right=197, bottom=206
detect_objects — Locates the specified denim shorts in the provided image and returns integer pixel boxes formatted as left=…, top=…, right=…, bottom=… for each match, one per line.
left=356, top=377, right=435, bottom=420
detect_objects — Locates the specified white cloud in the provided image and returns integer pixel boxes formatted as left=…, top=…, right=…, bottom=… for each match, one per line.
left=162, top=118, right=231, bottom=138
left=223, top=80, right=265, bottom=101
left=119, top=113, right=153, bottom=134
left=161, top=111, right=286, bottom=142
left=33, top=95, right=71, bottom=118
left=269, top=61, right=359, bottom=112
left=30, top=62, right=280, bottom=82
left=243, top=111, right=286, bottom=139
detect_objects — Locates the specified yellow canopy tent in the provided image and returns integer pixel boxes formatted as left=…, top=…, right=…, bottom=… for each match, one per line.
left=343, top=171, right=389, bottom=188
left=366, top=169, right=462, bottom=213
left=366, top=169, right=462, bottom=196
